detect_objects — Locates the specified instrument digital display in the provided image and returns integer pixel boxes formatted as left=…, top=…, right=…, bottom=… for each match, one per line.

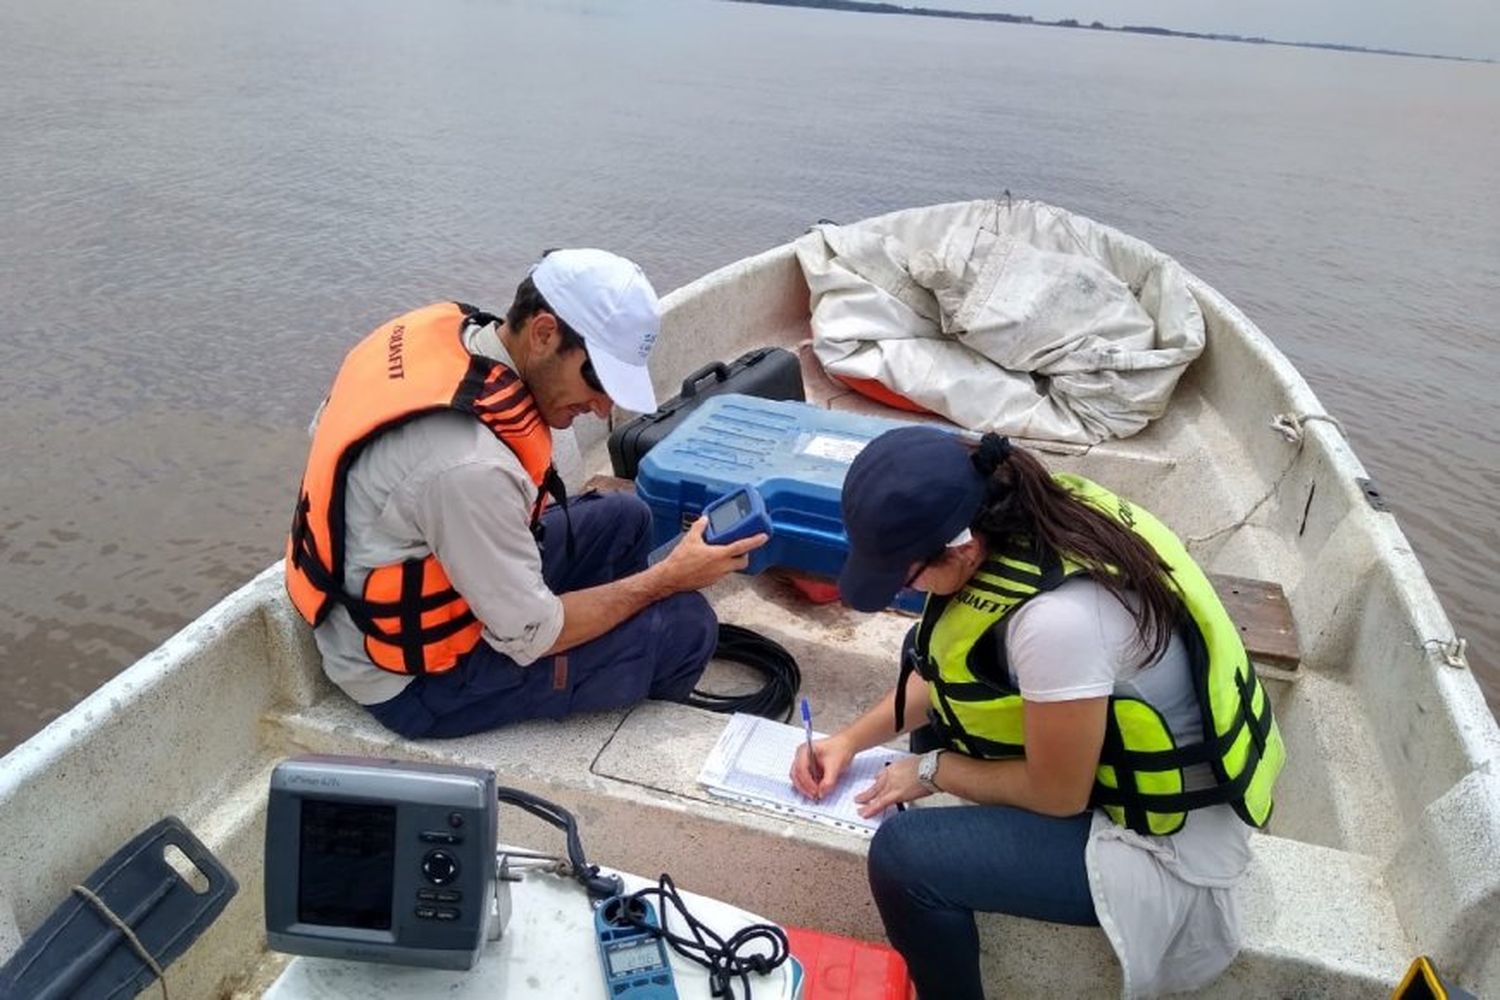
left=707, top=491, right=752, bottom=534
left=700, top=485, right=772, bottom=551
left=608, top=941, right=667, bottom=976
left=297, top=800, right=397, bottom=930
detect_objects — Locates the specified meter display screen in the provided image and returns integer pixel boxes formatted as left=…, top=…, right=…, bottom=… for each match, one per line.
left=297, top=799, right=397, bottom=929
left=707, top=492, right=752, bottom=535
left=607, top=940, right=666, bottom=976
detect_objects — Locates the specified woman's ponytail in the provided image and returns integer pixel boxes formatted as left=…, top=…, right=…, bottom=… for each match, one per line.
left=969, top=435, right=1179, bottom=669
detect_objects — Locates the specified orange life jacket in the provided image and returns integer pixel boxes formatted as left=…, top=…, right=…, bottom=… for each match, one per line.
left=286, top=301, right=560, bottom=675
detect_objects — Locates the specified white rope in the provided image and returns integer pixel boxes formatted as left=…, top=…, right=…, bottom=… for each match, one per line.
left=1270, top=411, right=1345, bottom=444
left=72, top=884, right=168, bottom=1000
left=1189, top=412, right=1345, bottom=544
left=1423, top=637, right=1470, bottom=669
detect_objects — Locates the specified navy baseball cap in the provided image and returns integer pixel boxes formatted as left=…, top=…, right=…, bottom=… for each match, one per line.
left=839, top=426, right=988, bottom=612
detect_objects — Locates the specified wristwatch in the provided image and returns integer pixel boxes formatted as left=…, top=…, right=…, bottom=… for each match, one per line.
left=916, top=749, right=945, bottom=794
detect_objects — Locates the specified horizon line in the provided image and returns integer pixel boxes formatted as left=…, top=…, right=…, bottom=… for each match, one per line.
left=725, top=0, right=1498, bottom=65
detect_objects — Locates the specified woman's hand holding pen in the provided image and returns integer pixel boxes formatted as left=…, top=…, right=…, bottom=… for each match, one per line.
left=791, top=734, right=854, bottom=802
left=853, top=755, right=932, bottom=818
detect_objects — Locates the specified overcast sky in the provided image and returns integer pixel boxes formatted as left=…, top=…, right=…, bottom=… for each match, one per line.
left=925, top=0, right=1499, bottom=61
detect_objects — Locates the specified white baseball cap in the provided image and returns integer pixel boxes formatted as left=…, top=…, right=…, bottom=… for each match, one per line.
left=530, top=248, right=661, bottom=413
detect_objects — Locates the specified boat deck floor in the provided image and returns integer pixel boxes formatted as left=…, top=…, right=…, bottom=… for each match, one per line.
left=223, top=355, right=1424, bottom=996
left=250, top=564, right=1413, bottom=998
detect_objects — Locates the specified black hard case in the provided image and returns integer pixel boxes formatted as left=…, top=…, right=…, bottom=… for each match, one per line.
left=607, top=347, right=805, bottom=479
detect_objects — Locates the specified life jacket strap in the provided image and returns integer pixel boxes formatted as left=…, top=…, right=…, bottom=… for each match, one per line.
left=1090, top=752, right=1259, bottom=814
left=290, top=494, right=468, bottom=619
left=930, top=677, right=1014, bottom=702
left=335, top=559, right=481, bottom=676
left=926, top=711, right=1024, bottom=759
left=454, top=302, right=503, bottom=327
left=1099, top=714, right=1150, bottom=834
left=347, top=585, right=464, bottom=617
left=289, top=494, right=340, bottom=623
left=530, top=466, right=576, bottom=560
left=1104, top=666, right=1275, bottom=771
left=893, top=646, right=916, bottom=733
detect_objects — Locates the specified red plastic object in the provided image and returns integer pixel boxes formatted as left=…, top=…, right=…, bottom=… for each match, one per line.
left=783, top=573, right=842, bottom=605
left=784, top=925, right=915, bottom=999
left=832, top=374, right=934, bottom=415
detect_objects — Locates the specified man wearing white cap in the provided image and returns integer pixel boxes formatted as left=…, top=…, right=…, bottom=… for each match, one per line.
left=285, top=249, right=764, bottom=738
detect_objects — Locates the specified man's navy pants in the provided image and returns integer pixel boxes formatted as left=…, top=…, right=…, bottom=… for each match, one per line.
left=366, top=491, right=716, bottom=739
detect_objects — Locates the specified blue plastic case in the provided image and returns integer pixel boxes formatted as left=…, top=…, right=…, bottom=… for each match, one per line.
left=635, top=395, right=922, bottom=580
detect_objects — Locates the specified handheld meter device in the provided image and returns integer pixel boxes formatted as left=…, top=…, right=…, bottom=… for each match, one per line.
left=701, top=484, right=773, bottom=546
left=594, top=895, right=678, bottom=999
left=264, top=755, right=501, bottom=970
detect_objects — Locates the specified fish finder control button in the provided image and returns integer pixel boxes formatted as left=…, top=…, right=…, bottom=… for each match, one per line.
left=420, top=830, right=463, bottom=845
left=422, top=849, right=460, bottom=886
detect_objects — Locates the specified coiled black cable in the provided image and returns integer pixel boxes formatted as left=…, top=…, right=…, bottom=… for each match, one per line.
left=623, top=874, right=790, bottom=999
left=679, top=624, right=801, bottom=722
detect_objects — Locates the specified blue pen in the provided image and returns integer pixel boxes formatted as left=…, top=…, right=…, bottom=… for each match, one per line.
left=800, top=698, right=823, bottom=785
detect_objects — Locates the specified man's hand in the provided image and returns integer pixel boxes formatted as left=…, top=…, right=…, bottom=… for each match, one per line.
left=546, top=516, right=765, bottom=656
left=656, top=516, right=767, bottom=592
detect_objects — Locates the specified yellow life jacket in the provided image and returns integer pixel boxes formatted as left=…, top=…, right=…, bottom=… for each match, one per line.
left=285, top=301, right=560, bottom=675
left=899, top=474, right=1285, bottom=836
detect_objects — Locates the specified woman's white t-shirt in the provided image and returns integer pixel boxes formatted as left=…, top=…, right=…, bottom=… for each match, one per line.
left=1001, top=578, right=1253, bottom=998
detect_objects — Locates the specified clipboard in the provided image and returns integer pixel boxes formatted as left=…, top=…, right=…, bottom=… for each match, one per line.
left=697, top=713, right=912, bottom=835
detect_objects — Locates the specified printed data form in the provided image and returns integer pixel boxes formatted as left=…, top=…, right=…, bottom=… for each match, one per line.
left=698, top=713, right=912, bottom=834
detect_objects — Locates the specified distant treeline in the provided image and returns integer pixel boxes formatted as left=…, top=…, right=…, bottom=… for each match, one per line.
left=727, top=0, right=1493, bottom=64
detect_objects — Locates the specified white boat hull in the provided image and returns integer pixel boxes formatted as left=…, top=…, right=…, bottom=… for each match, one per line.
left=2, top=199, right=1495, bottom=997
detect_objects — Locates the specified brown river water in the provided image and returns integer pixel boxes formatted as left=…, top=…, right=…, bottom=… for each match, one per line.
left=2, top=0, right=1497, bottom=753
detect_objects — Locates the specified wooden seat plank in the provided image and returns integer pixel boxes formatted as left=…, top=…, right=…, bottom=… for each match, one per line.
left=1208, top=573, right=1302, bottom=673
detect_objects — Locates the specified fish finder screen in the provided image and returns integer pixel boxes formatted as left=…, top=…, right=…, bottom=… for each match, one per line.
left=708, top=492, right=751, bottom=534
left=297, top=799, right=397, bottom=929
left=608, top=940, right=666, bottom=976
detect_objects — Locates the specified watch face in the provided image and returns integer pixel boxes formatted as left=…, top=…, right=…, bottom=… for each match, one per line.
left=919, top=750, right=944, bottom=790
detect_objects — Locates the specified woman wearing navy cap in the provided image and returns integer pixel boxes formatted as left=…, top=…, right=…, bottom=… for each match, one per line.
left=791, top=426, right=1286, bottom=998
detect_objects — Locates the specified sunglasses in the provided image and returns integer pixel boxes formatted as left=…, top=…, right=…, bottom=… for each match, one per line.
left=903, top=528, right=976, bottom=589
left=904, top=553, right=940, bottom=589
left=548, top=309, right=606, bottom=394
left=580, top=348, right=604, bottom=394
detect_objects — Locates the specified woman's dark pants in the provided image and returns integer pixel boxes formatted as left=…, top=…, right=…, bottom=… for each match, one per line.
left=868, top=804, right=1100, bottom=999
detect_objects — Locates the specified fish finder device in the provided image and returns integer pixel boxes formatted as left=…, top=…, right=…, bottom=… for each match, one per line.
left=264, top=755, right=502, bottom=971
left=701, top=484, right=773, bottom=546
left=594, top=895, right=678, bottom=999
